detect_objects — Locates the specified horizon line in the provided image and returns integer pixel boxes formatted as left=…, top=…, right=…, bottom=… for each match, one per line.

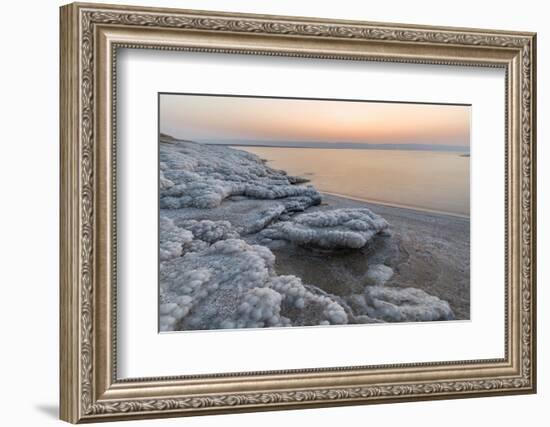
left=213, top=142, right=470, bottom=152
left=159, top=134, right=470, bottom=153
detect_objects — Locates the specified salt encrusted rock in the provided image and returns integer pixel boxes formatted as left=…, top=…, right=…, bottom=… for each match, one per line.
left=268, top=275, right=348, bottom=325
left=159, top=216, right=194, bottom=262
left=177, top=219, right=239, bottom=243
left=232, top=287, right=290, bottom=329
left=240, top=204, right=286, bottom=235
left=159, top=141, right=321, bottom=212
left=159, top=238, right=349, bottom=331
left=160, top=216, right=242, bottom=262
left=159, top=170, right=175, bottom=191
left=159, top=295, right=194, bottom=331
left=259, top=208, right=389, bottom=249
left=363, top=286, right=454, bottom=322
left=366, top=264, right=394, bottom=286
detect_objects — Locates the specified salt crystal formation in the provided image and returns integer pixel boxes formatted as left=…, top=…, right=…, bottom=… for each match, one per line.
left=159, top=140, right=455, bottom=331
left=159, top=217, right=194, bottom=262
left=160, top=141, right=321, bottom=212
left=259, top=208, right=389, bottom=249
left=363, top=286, right=454, bottom=322
left=344, top=262, right=454, bottom=323
left=159, top=236, right=348, bottom=331
left=366, top=264, right=394, bottom=286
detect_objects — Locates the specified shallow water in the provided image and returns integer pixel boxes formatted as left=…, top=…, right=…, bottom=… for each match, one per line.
left=237, top=147, right=470, bottom=216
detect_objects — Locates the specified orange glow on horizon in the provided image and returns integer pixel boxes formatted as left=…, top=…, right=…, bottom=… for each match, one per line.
left=160, top=94, right=470, bottom=147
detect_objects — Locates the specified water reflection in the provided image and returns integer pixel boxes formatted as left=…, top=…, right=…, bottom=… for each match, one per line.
left=238, top=147, right=470, bottom=216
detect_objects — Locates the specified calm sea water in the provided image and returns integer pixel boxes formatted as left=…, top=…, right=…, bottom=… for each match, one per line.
left=237, top=147, right=470, bottom=216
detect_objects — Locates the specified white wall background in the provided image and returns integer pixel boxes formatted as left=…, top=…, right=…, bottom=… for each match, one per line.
left=0, top=0, right=545, bottom=425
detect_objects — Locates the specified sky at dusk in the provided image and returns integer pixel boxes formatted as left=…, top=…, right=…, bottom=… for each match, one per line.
left=160, top=94, right=470, bottom=150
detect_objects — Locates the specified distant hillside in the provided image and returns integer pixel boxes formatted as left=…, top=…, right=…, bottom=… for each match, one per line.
left=159, top=132, right=177, bottom=141
left=160, top=133, right=199, bottom=144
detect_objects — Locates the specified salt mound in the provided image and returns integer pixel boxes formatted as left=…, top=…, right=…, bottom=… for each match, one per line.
left=160, top=216, right=453, bottom=329
left=159, top=216, right=194, bottom=262
left=363, top=286, right=454, bottom=322
left=366, top=264, right=394, bottom=286
left=159, top=238, right=349, bottom=331
left=160, top=141, right=321, bottom=211
left=268, top=275, right=348, bottom=325
left=259, top=208, right=389, bottom=249
left=160, top=216, right=243, bottom=262
left=177, top=219, right=239, bottom=243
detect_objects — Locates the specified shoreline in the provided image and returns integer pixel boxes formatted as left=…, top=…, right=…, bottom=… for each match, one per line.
left=320, top=191, right=470, bottom=219
left=160, top=139, right=470, bottom=329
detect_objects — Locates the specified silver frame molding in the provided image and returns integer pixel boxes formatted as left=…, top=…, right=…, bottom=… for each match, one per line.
left=60, top=2, right=536, bottom=423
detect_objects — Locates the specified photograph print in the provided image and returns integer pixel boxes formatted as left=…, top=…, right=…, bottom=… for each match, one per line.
left=158, top=94, right=470, bottom=332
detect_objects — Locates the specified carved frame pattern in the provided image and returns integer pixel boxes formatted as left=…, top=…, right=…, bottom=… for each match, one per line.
left=60, top=2, right=536, bottom=423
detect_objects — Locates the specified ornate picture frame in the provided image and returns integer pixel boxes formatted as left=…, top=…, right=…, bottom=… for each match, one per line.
left=60, top=2, right=536, bottom=423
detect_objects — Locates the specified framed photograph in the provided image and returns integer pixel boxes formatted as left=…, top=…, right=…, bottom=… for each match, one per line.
left=60, top=2, right=537, bottom=423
